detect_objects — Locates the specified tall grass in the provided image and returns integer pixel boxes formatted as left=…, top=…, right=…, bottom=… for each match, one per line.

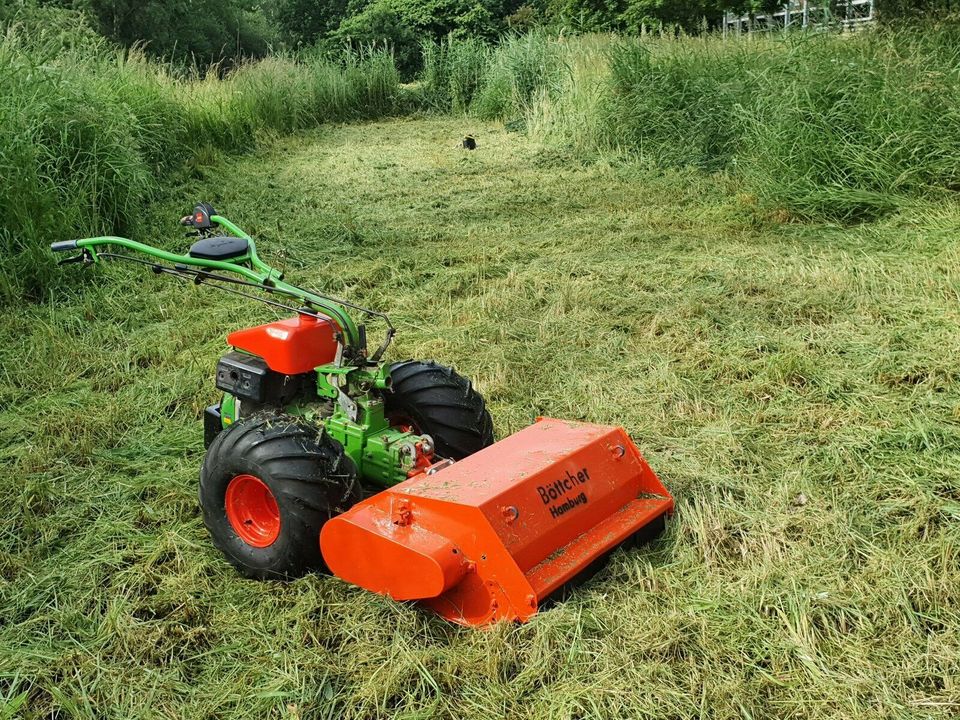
left=421, top=32, right=566, bottom=119
left=6, top=15, right=960, bottom=304
left=603, top=25, right=960, bottom=218
left=0, top=19, right=404, bottom=304
left=600, top=36, right=757, bottom=171
left=229, top=49, right=402, bottom=132
left=420, top=38, right=492, bottom=113
left=425, top=23, right=960, bottom=220
left=736, top=26, right=960, bottom=218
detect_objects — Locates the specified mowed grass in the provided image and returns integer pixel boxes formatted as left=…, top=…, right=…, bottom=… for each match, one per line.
left=2, top=117, right=960, bottom=719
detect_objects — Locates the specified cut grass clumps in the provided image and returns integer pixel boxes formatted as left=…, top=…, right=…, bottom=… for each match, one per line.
left=0, top=16, right=404, bottom=305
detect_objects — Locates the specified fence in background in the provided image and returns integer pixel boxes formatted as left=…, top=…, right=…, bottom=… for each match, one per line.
left=722, top=0, right=875, bottom=34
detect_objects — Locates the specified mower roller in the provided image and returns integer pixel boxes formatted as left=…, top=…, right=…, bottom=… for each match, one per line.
left=52, top=203, right=674, bottom=626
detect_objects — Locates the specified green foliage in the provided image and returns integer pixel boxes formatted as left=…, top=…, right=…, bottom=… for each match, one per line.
left=736, top=26, right=960, bottom=219
left=0, top=18, right=170, bottom=302
left=0, top=17, right=403, bottom=302
left=6, top=4, right=960, bottom=300
left=229, top=48, right=404, bottom=132
left=37, top=0, right=279, bottom=64
left=539, top=0, right=625, bottom=31
left=334, top=0, right=423, bottom=75
left=601, top=38, right=755, bottom=170
left=420, top=35, right=492, bottom=111
left=474, top=31, right=565, bottom=117
left=619, top=0, right=705, bottom=31
left=505, top=2, right=539, bottom=29
left=425, top=22, right=960, bottom=220
left=875, top=0, right=960, bottom=20
left=421, top=31, right=564, bottom=118
left=274, top=0, right=352, bottom=47
left=594, top=24, right=960, bottom=219
left=536, top=0, right=732, bottom=32
left=333, top=0, right=524, bottom=76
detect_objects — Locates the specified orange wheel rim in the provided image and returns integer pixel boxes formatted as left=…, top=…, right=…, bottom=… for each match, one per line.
left=225, top=474, right=281, bottom=547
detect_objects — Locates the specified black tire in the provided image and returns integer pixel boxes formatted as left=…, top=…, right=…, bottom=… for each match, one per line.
left=199, top=413, right=360, bottom=580
left=384, top=360, right=494, bottom=460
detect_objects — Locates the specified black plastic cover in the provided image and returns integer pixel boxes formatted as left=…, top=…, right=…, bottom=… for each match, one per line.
left=204, top=403, right=222, bottom=448
left=189, top=235, right=249, bottom=261
left=215, top=351, right=317, bottom=413
left=216, top=351, right=271, bottom=403
left=191, top=202, right=217, bottom=229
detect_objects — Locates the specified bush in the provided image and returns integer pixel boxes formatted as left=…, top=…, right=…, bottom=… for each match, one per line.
left=334, top=2, right=422, bottom=78
left=62, top=0, right=278, bottom=66
left=334, top=0, right=513, bottom=78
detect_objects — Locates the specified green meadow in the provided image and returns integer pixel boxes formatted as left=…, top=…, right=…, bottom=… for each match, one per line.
left=2, top=16, right=959, bottom=719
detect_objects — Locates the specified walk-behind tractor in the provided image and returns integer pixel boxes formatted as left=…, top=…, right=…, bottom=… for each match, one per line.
left=52, top=204, right=674, bottom=626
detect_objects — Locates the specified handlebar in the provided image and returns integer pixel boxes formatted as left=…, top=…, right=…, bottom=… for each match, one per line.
left=50, top=210, right=370, bottom=358
left=51, top=240, right=78, bottom=253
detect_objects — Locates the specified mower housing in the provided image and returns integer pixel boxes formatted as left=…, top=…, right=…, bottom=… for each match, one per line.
left=320, top=417, right=673, bottom=626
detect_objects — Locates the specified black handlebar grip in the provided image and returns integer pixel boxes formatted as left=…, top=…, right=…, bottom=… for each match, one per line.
left=50, top=240, right=79, bottom=253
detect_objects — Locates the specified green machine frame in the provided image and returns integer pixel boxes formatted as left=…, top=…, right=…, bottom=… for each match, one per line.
left=51, top=213, right=430, bottom=488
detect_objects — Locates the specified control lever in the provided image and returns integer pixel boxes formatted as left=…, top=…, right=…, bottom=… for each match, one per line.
left=57, top=250, right=93, bottom=266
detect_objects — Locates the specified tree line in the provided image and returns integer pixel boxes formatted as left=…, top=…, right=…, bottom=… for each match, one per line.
left=1, top=0, right=954, bottom=75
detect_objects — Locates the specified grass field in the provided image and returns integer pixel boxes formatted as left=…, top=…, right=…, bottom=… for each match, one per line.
left=2, top=117, right=960, bottom=719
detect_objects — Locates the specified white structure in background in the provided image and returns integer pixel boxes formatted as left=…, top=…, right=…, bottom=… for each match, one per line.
left=722, top=0, right=875, bottom=34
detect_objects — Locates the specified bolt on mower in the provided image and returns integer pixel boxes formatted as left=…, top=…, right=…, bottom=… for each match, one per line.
left=51, top=203, right=674, bottom=626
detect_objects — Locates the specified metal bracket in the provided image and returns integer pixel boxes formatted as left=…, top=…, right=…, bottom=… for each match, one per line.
left=326, top=370, right=358, bottom=422
left=337, top=388, right=359, bottom=423
left=425, top=458, right=455, bottom=475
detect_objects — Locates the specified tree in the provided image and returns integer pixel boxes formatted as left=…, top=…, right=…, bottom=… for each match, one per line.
left=333, top=0, right=520, bottom=75
left=274, top=0, right=351, bottom=47
left=36, top=0, right=277, bottom=63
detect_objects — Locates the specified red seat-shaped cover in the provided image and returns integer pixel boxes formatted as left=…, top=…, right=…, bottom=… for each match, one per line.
left=227, top=314, right=339, bottom=375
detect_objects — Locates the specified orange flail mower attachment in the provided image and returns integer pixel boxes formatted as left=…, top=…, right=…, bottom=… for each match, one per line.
left=320, top=418, right=674, bottom=626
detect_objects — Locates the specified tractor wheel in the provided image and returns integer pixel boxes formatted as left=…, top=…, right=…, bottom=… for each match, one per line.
left=199, top=413, right=360, bottom=580
left=384, top=360, right=494, bottom=460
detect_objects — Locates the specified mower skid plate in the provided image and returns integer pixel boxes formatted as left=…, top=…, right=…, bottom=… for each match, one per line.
left=320, top=418, right=673, bottom=626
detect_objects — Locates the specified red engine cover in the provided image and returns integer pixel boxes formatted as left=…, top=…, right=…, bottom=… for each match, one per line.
left=227, top=314, right=339, bottom=375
